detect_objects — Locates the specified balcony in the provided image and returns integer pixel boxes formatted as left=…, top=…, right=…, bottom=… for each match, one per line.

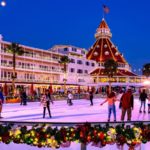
left=0, top=51, right=60, bottom=63
left=0, top=63, right=63, bottom=74
left=0, top=77, right=59, bottom=83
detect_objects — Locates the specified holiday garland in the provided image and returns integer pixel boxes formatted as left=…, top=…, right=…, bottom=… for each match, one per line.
left=0, top=123, right=150, bottom=149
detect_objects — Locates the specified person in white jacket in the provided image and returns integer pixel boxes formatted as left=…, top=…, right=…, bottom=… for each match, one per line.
left=67, top=91, right=73, bottom=105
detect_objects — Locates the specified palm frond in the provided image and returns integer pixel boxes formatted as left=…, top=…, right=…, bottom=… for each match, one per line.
left=6, top=42, right=24, bottom=56
left=142, top=63, right=150, bottom=77
left=104, top=59, right=118, bottom=77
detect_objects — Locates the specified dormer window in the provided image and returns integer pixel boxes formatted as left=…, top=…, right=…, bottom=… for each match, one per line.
left=64, top=48, right=68, bottom=51
left=72, top=47, right=77, bottom=52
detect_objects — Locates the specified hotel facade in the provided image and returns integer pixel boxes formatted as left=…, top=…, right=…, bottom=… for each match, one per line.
left=0, top=18, right=146, bottom=95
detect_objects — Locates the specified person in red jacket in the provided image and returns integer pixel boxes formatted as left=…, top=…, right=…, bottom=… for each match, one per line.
left=120, top=88, right=134, bottom=121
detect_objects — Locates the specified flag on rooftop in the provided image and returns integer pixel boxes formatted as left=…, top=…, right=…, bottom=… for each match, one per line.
left=103, top=5, right=110, bottom=13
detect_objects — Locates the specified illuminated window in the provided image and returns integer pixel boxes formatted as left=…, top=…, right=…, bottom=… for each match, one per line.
left=77, top=69, right=83, bottom=74
left=77, top=60, right=82, bottom=64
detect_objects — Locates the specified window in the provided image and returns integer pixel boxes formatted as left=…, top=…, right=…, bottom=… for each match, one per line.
left=118, top=63, right=125, bottom=68
left=22, top=63, right=24, bottom=68
left=72, top=47, right=77, bottom=52
left=77, top=60, right=82, bottom=64
left=81, top=50, right=85, bottom=54
left=64, top=47, right=68, bottom=51
left=77, top=69, right=83, bottom=74
left=91, top=63, right=95, bottom=67
left=9, top=61, right=12, bottom=65
left=85, top=70, right=88, bottom=74
left=4, top=71, right=7, bottom=78
left=70, top=58, right=75, bottom=63
left=70, top=68, right=75, bottom=73
left=52, top=56, right=58, bottom=60
left=86, top=61, right=90, bottom=66
left=1, top=60, right=7, bottom=64
left=78, top=79, right=85, bottom=82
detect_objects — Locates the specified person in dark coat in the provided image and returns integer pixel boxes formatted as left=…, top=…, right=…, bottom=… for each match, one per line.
left=0, top=88, right=4, bottom=118
left=139, top=89, right=148, bottom=113
left=21, top=89, right=27, bottom=105
left=89, top=90, right=94, bottom=106
left=120, top=89, right=134, bottom=121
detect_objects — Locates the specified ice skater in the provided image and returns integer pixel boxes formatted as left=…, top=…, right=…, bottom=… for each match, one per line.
left=89, top=90, right=94, bottom=106
left=120, top=88, right=134, bottom=121
left=20, top=89, right=27, bottom=105
left=148, top=95, right=150, bottom=113
left=139, top=89, right=147, bottom=113
left=67, top=91, right=73, bottom=105
left=41, top=89, right=53, bottom=118
left=100, top=92, right=117, bottom=122
left=0, top=88, right=4, bottom=118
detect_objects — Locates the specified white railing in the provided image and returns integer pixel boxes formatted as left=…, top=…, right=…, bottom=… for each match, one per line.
left=0, top=64, right=63, bottom=74
left=0, top=51, right=60, bottom=63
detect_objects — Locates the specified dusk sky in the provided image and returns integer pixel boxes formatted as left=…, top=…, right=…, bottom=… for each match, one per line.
left=0, top=0, right=150, bottom=72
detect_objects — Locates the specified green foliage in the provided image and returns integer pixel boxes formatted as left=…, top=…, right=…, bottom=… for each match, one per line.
left=6, top=43, right=24, bottom=56
left=0, top=123, right=149, bottom=149
left=59, top=56, right=70, bottom=64
left=142, top=63, right=150, bottom=77
left=59, top=56, right=70, bottom=73
left=104, top=59, right=118, bottom=77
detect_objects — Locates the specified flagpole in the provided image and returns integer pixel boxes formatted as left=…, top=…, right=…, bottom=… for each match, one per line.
left=102, top=4, right=109, bottom=19
left=102, top=4, right=105, bottom=19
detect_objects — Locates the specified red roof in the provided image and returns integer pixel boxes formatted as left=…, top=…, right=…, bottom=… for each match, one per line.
left=90, top=68, right=137, bottom=77
left=86, top=38, right=127, bottom=64
left=86, top=18, right=127, bottom=64
left=98, top=18, right=110, bottom=29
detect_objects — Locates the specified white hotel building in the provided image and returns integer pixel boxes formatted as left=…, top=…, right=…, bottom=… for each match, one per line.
left=0, top=18, right=146, bottom=95
left=0, top=36, right=96, bottom=95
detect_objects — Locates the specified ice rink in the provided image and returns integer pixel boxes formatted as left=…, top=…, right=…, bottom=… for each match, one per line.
left=1, top=98, right=150, bottom=122
left=0, top=98, right=150, bottom=149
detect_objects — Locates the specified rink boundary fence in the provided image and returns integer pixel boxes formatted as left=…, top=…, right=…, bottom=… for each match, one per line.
left=0, top=120, right=150, bottom=126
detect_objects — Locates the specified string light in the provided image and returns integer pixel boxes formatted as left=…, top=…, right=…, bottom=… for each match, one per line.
left=1, top=0, right=6, bottom=7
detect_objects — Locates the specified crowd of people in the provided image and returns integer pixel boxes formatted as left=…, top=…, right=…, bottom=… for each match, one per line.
left=0, top=87, right=150, bottom=121
left=100, top=88, right=150, bottom=122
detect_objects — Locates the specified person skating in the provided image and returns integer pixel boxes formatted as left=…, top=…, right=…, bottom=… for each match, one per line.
left=100, top=92, right=117, bottom=122
left=120, top=88, right=134, bottom=121
left=0, top=88, right=4, bottom=118
left=148, top=95, right=150, bottom=114
left=67, top=91, right=73, bottom=106
left=89, top=90, right=94, bottom=106
left=139, top=89, right=147, bottom=113
left=41, top=90, right=53, bottom=118
left=21, top=89, right=27, bottom=105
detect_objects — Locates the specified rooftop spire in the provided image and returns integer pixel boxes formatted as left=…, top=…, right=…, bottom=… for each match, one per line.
left=95, top=18, right=112, bottom=39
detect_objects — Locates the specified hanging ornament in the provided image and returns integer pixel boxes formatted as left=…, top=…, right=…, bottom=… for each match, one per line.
left=96, top=45, right=100, bottom=48
left=105, top=51, right=109, bottom=55
left=115, top=52, right=119, bottom=56
left=111, top=45, right=114, bottom=48
left=104, top=44, right=107, bottom=48
left=94, top=51, right=98, bottom=56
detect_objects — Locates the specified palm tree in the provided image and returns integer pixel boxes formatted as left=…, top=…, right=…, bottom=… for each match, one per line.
left=6, top=43, right=24, bottom=95
left=142, top=63, right=150, bottom=78
left=104, top=59, right=118, bottom=94
left=59, top=55, right=70, bottom=92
